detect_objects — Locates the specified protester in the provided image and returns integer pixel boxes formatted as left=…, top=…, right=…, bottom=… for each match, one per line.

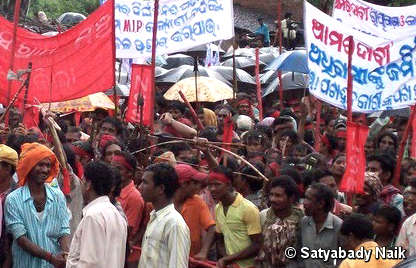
left=354, top=172, right=384, bottom=216
left=372, top=205, right=402, bottom=249
left=258, top=176, right=303, bottom=268
left=209, top=166, right=262, bottom=268
left=174, top=164, right=215, bottom=259
left=255, top=18, right=270, bottom=47
left=111, top=151, right=144, bottom=268
left=138, top=163, right=190, bottom=268
left=67, top=161, right=127, bottom=268
left=5, top=143, right=70, bottom=267
left=339, top=213, right=402, bottom=267
left=299, top=183, right=343, bottom=267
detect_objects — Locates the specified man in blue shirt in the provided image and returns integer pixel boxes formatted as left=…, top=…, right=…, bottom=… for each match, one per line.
left=5, top=143, right=70, bottom=268
left=255, top=18, right=270, bottom=47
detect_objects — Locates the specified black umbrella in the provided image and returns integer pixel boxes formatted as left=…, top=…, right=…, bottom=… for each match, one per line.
left=262, top=72, right=308, bottom=97
left=181, top=44, right=225, bottom=58
left=221, top=57, right=265, bottom=74
left=155, top=65, right=230, bottom=85
left=369, top=108, right=410, bottom=118
left=163, top=54, right=194, bottom=69
left=223, top=48, right=255, bottom=58
left=209, top=66, right=255, bottom=85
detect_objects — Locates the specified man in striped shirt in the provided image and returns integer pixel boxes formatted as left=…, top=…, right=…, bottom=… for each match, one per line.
left=5, top=142, right=70, bottom=268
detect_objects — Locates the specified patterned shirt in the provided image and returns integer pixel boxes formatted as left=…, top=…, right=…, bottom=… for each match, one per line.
left=5, top=184, right=70, bottom=268
left=259, top=206, right=304, bottom=268
left=396, top=213, right=416, bottom=257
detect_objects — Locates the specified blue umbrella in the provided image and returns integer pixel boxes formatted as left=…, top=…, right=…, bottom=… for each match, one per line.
left=266, top=50, right=308, bottom=74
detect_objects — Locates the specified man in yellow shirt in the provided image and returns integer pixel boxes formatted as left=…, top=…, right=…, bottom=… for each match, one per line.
left=339, top=213, right=403, bottom=268
left=208, top=166, right=262, bottom=268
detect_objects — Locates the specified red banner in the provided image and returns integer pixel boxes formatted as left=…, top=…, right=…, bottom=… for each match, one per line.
left=0, top=0, right=114, bottom=105
left=125, top=64, right=153, bottom=126
left=411, top=111, right=416, bottom=159
left=339, top=121, right=368, bottom=194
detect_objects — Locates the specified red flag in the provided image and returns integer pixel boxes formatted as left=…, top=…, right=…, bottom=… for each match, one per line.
left=125, top=64, right=153, bottom=126
left=22, top=103, right=40, bottom=129
left=0, top=0, right=115, bottom=105
left=339, top=121, right=369, bottom=194
left=222, top=116, right=233, bottom=151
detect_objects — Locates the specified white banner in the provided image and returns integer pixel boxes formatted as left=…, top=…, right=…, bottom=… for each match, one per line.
left=115, top=0, right=234, bottom=59
left=332, top=0, right=416, bottom=40
left=304, top=1, right=416, bottom=113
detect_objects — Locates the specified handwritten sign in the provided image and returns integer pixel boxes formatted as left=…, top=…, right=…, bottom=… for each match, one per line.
left=332, top=0, right=416, bottom=40
left=115, top=0, right=234, bottom=59
left=304, top=1, right=416, bottom=113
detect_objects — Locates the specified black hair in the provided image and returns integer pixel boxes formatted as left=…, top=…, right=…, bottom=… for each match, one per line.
left=243, top=129, right=267, bottom=146
left=199, top=126, right=218, bottom=142
left=270, top=175, right=300, bottom=201
left=168, top=142, right=192, bottom=156
left=101, top=140, right=124, bottom=159
left=374, top=205, right=402, bottom=232
left=376, top=131, right=398, bottom=152
left=367, top=153, right=396, bottom=183
left=280, top=166, right=301, bottom=185
left=280, top=108, right=298, bottom=122
left=84, top=161, right=114, bottom=196
left=313, top=169, right=334, bottom=182
left=145, top=163, right=179, bottom=199
left=340, top=213, right=374, bottom=239
left=219, top=156, right=239, bottom=173
left=63, top=143, right=78, bottom=177
left=255, top=125, right=273, bottom=140
left=110, top=166, right=122, bottom=198
left=73, top=141, right=93, bottom=157
left=6, top=134, right=39, bottom=155
left=167, top=101, right=186, bottom=114
left=284, top=12, right=292, bottom=19
left=279, top=129, right=299, bottom=144
left=100, top=116, right=123, bottom=136
left=240, top=162, right=265, bottom=192
left=309, top=182, right=334, bottom=213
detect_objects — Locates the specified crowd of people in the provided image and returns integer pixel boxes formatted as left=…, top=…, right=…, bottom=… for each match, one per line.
left=0, top=89, right=414, bottom=268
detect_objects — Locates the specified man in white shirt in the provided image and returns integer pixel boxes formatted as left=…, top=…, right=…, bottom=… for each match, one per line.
left=66, top=161, right=127, bottom=268
left=138, top=163, right=190, bottom=268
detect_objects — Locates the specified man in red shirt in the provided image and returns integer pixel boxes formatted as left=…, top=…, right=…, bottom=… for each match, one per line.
left=111, top=151, right=144, bottom=268
left=174, top=164, right=215, bottom=260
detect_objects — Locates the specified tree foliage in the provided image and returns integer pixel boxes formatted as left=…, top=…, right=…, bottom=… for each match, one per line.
left=29, top=0, right=100, bottom=19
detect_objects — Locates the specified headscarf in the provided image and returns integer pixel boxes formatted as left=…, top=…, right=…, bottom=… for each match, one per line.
left=203, top=108, right=217, bottom=127
left=17, top=143, right=60, bottom=186
left=99, top=134, right=118, bottom=151
left=237, top=99, right=254, bottom=118
left=0, top=144, right=18, bottom=167
left=364, top=172, right=383, bottom=198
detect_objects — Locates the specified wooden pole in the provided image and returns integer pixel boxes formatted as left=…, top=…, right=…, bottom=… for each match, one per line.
left=346, top=36, right=354, bottom=206
left=111, top=0, right=117, bottom=117
left=314, top=100, right=322, bottom=152
left=7, top=0, right=22, bottom=103
left=393, top=105, right=416, bottom=187
left=255, top=48, right=263, bottom=120
left=149, top=0, right=159, bottom=132
left=178, top=90, right=204, bottom=130
left=21, top=62, right=32, bottom=119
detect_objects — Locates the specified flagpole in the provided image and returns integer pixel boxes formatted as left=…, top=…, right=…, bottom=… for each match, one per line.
left=277, top=0, right=284, bottom=110
left=7, top=0, right=22, bottom=104
left=255, top=48, right=263, bottom=120
left=393, top=105, right=416, bottom=187
left=346, top=36, right=354, bottom=206
left=111, top=0, right=118, bottom=117
left=150, top=0, right=159, bottom=132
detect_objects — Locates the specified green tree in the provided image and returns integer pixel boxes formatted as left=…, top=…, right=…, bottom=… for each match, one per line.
left=30, top=0, right=99, bottom=20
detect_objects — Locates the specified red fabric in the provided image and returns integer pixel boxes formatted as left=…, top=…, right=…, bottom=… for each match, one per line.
left=222, top=115, right=233, bottom=152
left=336, top=130, right=347, bottom=138
left=22, top=104, right=39, bottom=129
left=189, top=257, right=216, bottom=268
left=61, top=167, right=71, bottom=196
left=126, top=64, right=153, bottom=127
left=339, top=122, right=368, bottom=194
left=412, top=113, right=416, bottom=158
left=99, top=134, right=117, bottom=150
left=74, top=112, right=81, bottom=127
left=209, top=172, right=230, bottom=184
left=0, top=0, right=115, bottom=105
left=75, top=160, right=84, bottom=180
left=268, top=161, right=280, bottom=177
left=112, top=155, right=134, bottom=171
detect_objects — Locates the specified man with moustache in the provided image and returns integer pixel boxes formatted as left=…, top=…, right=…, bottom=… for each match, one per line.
left=298, top=183, right=343, bottom=268
left=4, top=143, right=70, bottom=268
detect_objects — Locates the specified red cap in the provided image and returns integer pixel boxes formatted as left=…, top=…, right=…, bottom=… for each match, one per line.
left=175, top=164, right=208, bottom=184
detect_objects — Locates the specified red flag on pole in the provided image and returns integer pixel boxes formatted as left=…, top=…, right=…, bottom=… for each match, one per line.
left=411, top=110, right=416, bottom=159
left=255, top=48, right=263, bottom=121
left=125, top=64, right=153, bottom=126
left=339, top=122, right=368, bottom=194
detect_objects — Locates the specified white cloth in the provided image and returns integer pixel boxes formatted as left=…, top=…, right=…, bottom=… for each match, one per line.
left=66, top=196, right=127, bottom=268
left=139, top=203, right=190, bottom=268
